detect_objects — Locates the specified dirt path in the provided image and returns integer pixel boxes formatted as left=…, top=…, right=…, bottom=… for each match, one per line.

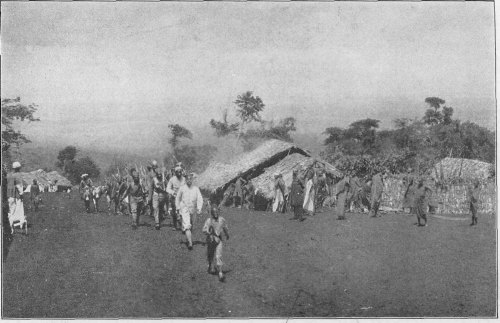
left=2, top=193, right=496, bottom=317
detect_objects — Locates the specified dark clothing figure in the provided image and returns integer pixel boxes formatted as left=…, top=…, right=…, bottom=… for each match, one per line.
left=403, top=174, right=417, bottom=212
left=369, top=173, right=384, bottom=217
left=220, top=183, right=235, bottom=207
left=2, top=166, right=12, bottom=262
left=468, top=183, right=480, bottom=225
left=336, top=177, right=350, bottom=220
left=315, top=174, right=329, bottom=212
left=414, top=185, right=428, bottom=226
left=243, top=181, right=255, bottom=210
left=31, top=183, right=41, bottom=211
left=290, top=175, right=305, bottom=220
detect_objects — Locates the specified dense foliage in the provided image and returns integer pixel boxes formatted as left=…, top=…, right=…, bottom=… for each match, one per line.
left=321, top=97, right=495, bottom=178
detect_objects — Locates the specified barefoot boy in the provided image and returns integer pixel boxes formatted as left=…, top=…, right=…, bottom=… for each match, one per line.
left=203, top=205, right=230, bottom=282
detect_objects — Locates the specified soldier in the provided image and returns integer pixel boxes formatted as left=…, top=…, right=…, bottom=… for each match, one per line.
left=468, top=180, right=481, bottom=226
left=152, top=172, right=167, bottom=230
left=176, top=173, right=203, bottom=250
left=368, top=170, right=385, bottom=218
left=79, top=174, right=93, bottom=213
left=167, top=166, right=186, bottom=231
left=122, top=168, right=145, bottom=230
left=31, top=179, right=41, bottom=212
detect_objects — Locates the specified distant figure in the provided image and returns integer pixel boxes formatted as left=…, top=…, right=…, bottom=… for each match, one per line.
left=203, top=205, right=230, bottom=282
left=124, top=168, right=145, bottom=230
left=414, top=179, right=429, bottom=227
left=368, top=171, right=385, bottom=218
left=315, top=170, right=329, bottom=212
left=31, top=179, right=41, bottom=212
left=335, top=176, right=350, bottom=220
left=220, top=183, right=235, bottom=207
left=303, top=170, right=315, bottom=216
left=243, top=180, right=255, bottom=210
left=79, top=174, right=93, bottom=213
left=402, top=168, right=416, bottom=214
left=468, top=180, right=481, bottom=226
left=290, top=170, right=305, bottom=221
left=167, top=166, right=186, bottom=231
left=176, top=173, right=203, bottom=250
left=7, top=162, right=27, bottom=234
left=272, top=173, right=285, bottom=213
left=152, top=172, right=167, bottom=230
left=147, top=161, right=159, bottom=217
left=232, top=174, right=246, bottom=209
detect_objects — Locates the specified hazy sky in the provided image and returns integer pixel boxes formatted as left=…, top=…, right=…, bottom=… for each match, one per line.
left=1, top=2, right=495, bottom=148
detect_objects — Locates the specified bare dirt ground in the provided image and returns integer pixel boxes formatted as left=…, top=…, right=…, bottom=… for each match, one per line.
left=2, top=192, right=496, bottom=318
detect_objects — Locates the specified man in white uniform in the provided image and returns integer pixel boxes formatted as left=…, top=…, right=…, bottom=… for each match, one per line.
left=175, top=173, right=203, bottom=250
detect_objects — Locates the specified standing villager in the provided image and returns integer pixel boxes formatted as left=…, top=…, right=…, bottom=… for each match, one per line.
left=368, top=171, right=385, bottom=218
left=314, top=170, right=329, bottom=213
left=468, top=180, right=481, bottom=226
left=272, top=173, right=285, bottom=213
left=2, top=164, right=13, bottom=261
left=203, top=205, right=230, bottom=282
left=167, top=166, right=186, bottom=231
left=220, top=183, right=235, bottom=207
left=31, top=179, right=41, bottom=212
left=232, top=174, right=246, bottom=209
left=414, top=179, right=429, bottom=227
left=335, top=176, right=350, bottom=220
left=243, top=180, right=255, bottom=210
left=176, top=173, right=203, bottom=250
left=402, top=168, right=416, bottom=214
left=152, top=172, right=167, bottom=230
left=7, top=162, right=27, bottom=233
left=303, top=170, right=315, bottom=216
left=123, top=168, right=145, bottom=230
left=290, top=170, right=305, bottom=221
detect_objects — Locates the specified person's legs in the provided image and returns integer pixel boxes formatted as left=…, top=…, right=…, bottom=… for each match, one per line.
left=216, top=242, right=224, bottom=281
left=130, top=201, right=138, bottom=229
left=207, top=240, right=216, bottom=273
left=152, top=194, right=160, bottom=229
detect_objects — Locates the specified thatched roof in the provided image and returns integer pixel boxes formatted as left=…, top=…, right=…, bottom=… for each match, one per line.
left=10, top=169, right=72, bottom=187
left=430, top=157, right=494, bottom=182
left=195, top=140, right=310, bottom=193
left=251, top=153, right=342, bottom=199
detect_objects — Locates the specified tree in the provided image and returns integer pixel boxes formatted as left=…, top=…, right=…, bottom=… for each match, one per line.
left=56, top=146, right=78, bottom=173
left=234, top=91, right=265, bottom=137
left=209, top=109, right=239, bottom=137
left=1, top=97, right=40, bottom=164
left=423, top=97, right=453, bottom=126
left=168, top=124, right=192, bottom=153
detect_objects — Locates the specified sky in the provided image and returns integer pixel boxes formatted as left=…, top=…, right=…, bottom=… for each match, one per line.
left=1, top=2, right=496, bottom=150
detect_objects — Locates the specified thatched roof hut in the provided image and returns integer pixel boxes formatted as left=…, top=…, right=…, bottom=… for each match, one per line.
left=251, top=153, right=342, bottom=199
left=430, top=157, right=494, bottom=183
left=10, top=169, right=72, bottom=188
left=195, top=140, right=311, bottom=194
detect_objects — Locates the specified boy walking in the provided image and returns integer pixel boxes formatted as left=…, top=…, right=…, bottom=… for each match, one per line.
left=203, top=205, right=230, bottom=282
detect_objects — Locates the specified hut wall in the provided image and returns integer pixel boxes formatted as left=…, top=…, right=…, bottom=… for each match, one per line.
left=381, top=177, right=496, bottom=215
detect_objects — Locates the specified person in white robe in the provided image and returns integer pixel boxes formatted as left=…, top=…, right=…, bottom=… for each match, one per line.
left=176, top=173, right=203, bottom=250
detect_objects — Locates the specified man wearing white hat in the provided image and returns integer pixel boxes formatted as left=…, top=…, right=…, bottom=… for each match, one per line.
left=79, top=174, right=93, bottom=213
left=167, top=165, right=186, bottom=230
left=175, top=173, right=203, bottom=250
left=7, top=162, right=27, bottom=233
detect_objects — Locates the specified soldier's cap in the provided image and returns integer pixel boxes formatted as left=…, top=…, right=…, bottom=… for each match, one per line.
left=174, top=166, right=182, bottom=172
left=12, top=161, right=21, bottom=169
left=81, top=174, right=88, bottom=178
left=151, top=160, right=158, bottom=168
